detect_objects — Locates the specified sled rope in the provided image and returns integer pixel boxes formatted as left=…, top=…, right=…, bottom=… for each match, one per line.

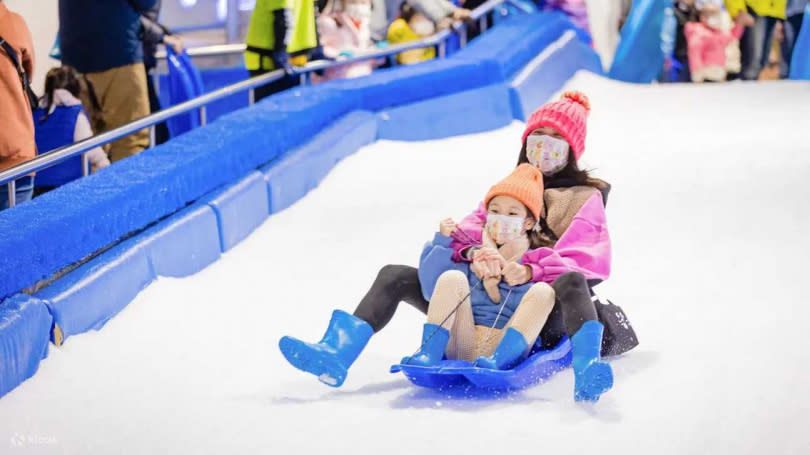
left=474, top=287, right=513, bottom=367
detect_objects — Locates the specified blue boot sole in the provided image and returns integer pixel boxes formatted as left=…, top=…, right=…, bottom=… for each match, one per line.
left=574, top=361, right=613, bottom=402
left=279, top=336, right=348, bottom=388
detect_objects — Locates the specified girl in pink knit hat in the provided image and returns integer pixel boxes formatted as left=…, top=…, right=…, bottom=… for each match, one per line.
left=279, top=91, right=638, bottom=402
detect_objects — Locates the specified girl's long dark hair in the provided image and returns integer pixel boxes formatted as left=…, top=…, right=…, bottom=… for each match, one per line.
left=40, top=66, right=81, bottom=123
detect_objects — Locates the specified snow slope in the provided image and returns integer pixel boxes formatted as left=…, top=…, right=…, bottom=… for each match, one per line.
left=2, top=73, right=810, bottom=454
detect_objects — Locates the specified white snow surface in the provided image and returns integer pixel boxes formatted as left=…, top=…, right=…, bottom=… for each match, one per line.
left=2, top=73, right=810, bottom=454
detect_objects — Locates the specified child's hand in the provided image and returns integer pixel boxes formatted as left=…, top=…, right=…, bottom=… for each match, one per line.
left=498, top=236, right=530, bottom=262
left=502, top=262, right=532, bottom=286
left=439, top=218, right=457, bottom=237
left=735, top=12, right=754, bottom=27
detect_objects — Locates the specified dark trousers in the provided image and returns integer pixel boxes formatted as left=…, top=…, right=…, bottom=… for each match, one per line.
left=352, top=265, right=600, bottom=351
left=249, top=69, right=299, bottom=102
left=740, top=9, right=780, bottom=80
left=146, top=68, right=170, bottom=145
left=781, top=13, right=805, bottom=78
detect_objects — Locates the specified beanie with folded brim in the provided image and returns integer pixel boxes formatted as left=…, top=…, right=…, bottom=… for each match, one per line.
left=485, top=164, right=545, bottom=221
left=521, top=91, right=591, bottom=161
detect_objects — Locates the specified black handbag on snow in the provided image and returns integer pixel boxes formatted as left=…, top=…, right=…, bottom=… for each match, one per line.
left=594, top=296, right=639, bottom=357
left=0, top=34, right=39, bottom=111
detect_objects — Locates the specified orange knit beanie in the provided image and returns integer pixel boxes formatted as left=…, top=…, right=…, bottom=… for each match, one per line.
left=484, top=164, right=545, bottom=220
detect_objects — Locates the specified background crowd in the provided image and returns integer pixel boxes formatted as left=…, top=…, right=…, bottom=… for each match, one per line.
left=1, top=0, right=807, bottom=210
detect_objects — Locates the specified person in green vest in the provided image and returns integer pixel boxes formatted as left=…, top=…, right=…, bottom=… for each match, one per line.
left=245, top=0, right=318, bottom=101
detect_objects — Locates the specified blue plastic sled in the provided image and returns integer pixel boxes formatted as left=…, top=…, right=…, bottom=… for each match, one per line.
left=390, top=336, right=572, bottom=392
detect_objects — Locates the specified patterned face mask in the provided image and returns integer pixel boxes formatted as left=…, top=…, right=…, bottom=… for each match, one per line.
left=526, top=134, right=570, bottom=176
left=485, top=214, right=525, bottom=245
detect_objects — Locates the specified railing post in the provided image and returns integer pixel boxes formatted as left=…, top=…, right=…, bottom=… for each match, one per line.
left=249, top=88, right=255, bottom=105
left=438, top=40, right=447, bottom=58
left=299, top=72, right=308, bottom=86
left=7, top=180, right=16, bottom=208
left=479, top=15, right=488, bottom=33
left=200, top=106, right=207, bottom=126
left=459, top=26, right=468, bottom=48
left=149, top=126, right=156, bottom=148
left=82, top=153, right=90, bottom=177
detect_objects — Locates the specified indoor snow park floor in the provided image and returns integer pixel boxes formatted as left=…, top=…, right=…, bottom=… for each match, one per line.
left=2, top=73, right=810, bottom=454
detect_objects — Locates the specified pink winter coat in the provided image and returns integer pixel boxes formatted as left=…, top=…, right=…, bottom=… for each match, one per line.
left=450, top=187, right=611, bottom=284
left=684, top=22, right=744, bottom=82
left=315, top=13, right=377, bottom=82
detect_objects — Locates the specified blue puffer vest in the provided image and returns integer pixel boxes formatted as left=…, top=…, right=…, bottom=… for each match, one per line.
left=32, top=105, right=84, bottom=187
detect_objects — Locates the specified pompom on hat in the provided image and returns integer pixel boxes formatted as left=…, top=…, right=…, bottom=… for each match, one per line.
left=484, top=164, right=545, bottom=221
left=521, top=91, right=591, bottom=161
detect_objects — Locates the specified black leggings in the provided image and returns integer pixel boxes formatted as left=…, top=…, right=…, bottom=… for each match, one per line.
left=353, top=265, right=598, bottom=348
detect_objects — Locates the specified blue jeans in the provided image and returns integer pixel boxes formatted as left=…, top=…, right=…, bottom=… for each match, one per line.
left=740, top=10, right=779, bottom=80
left=0, top=176, right=34, bottom=210
left=780, top=14, right=805, bottom=78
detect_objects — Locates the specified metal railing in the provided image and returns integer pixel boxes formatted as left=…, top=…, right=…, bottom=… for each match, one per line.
left=1, top=0, right=517, bottom=207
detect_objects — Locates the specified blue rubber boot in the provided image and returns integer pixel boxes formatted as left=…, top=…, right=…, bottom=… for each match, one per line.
left=400, top=323, right=450, bottom=367
left=278, top=310, right=373, bottom=388
left=571, top=320, right=613, bottom=402
left=474, top=327, right=529, bottom=370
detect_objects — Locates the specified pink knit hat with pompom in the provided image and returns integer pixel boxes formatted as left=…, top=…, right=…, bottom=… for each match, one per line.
left=521, top=91, right=591, bottom=161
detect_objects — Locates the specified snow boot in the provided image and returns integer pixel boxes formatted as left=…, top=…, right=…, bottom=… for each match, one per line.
left=571, top=320, right=613, bottom=402
left=400, top=323, right=450, bottom=367
left=278, top=310, right=373, bottom=388
left=474, top=327, right=529, bottom=370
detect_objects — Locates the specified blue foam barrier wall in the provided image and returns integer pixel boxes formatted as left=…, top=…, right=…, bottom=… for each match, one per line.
left=35, top=233, right=156, bottom=344
left=262, top=110, right=378, bottom=213
left=376, top=84, right=514, bottom=141
left=789, top=6, right=810, bottom=80
left=0, top=295, right=51, bottom=397
left=608, top=0, right=669, bottom=83
left=34, top=203, right=222, bottom=345
left=201, top=171, right=270, bottom=252
left=509, top=31, right=603, bottom=121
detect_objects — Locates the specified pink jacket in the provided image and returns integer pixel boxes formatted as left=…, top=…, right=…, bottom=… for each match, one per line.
left=450, top=191, right=611, bottom=284
left=543, top=0, right=590, bottom=33
left=684, top=22, right=744, bottom=81
left=315, top=13, right=377, bottom=82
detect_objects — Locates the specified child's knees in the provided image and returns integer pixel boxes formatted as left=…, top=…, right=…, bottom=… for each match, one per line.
left=437, top=270, right=467, bottom=286
left=524, top=282, right=556, bottom=308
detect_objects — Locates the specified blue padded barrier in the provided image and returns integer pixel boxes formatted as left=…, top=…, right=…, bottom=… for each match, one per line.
left=454, top=12, right=575, bottom=80
left=376, top=84, right=513, bottom=141
left=509, top=31, right=603, bottom=121
left=201, top=172, right=270, bottom=252
left=35, top=235, right=155, bottom=345
left=262, top=110, right=378, bottom=214
left=608, top=0, right=669, bottom=83
left=0, top=295, right=51, bottom=397
left=140, top=203, right=221, bottom=278
left=31, top=201, right=220, bottom=346
left=327, top=58, right=498, bottom=112
left=0, top=85, right=356, bottom=301
left=789, top=6, right=810, bottom=80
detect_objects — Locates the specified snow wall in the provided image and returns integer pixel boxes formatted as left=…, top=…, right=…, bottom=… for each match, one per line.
left=0, top=11, right=603, bottom=398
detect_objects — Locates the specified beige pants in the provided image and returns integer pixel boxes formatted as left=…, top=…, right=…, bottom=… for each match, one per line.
left=80, top=63, right=150, bottom=162
left=427, top=270, right=555, bottom=362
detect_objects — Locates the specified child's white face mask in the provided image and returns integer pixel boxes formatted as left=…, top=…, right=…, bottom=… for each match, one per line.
left=345, top=3, right=371, bottom=21
left=526, top=134, right=570, bottom=176
left=706, top=13, right=723, bottom=30
left=411, top=19, right=436, bottom=37
left=486, top=214, right=525, bottom=245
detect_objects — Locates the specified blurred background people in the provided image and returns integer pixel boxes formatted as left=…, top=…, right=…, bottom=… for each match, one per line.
left=59, top=0, right=156, bottom=162
left=316, top=0, right=380, bottom=81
